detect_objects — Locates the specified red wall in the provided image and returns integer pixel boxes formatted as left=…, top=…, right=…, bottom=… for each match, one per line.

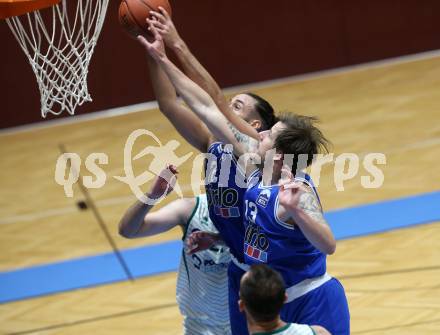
left=1, top=0, right=440, bottom=128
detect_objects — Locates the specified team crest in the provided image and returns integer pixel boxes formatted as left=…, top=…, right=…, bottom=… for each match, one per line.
left=256, top=189, right=271, bottom=208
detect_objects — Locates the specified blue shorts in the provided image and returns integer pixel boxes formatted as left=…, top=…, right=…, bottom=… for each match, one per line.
left=280, top=277, right=350, bottom=335
left=227, top=262, right=248, bottom=335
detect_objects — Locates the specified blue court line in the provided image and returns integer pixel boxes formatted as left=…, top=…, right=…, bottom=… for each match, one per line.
left=0, top=240, right=182, bottom=304
left=326, top=190, right=440, bottom=240
left=1, top=190, right=439, bottom=304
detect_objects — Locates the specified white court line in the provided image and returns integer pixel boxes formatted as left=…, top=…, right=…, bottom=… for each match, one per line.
left=383, top=137, right=440, bottom=155
left=1, top=48, right=440, bottom=136
left=1, top=137, right=439, bottom=225
left=0, top=207, right=78, bottom=225
left=0, top=184, right=199, bottom=225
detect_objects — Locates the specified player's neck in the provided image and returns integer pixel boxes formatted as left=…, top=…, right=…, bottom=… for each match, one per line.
left=248, top=316, right=286, bottom=334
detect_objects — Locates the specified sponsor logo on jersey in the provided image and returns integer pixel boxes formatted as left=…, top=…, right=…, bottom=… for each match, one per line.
left=256, top=189, right=271, bottom=208
left=191, top=254, right=229, bottom=273
left=244, top=243, right=268, bottom=262
left=207, top=187, right=240, bottom=217
left=244, top=223, right=269, bottom=263
left=214, top=206, right=240, bottom=218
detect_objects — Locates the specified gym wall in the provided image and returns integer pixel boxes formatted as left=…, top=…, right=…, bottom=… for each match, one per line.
left=1, top=0, right=440, bottom=129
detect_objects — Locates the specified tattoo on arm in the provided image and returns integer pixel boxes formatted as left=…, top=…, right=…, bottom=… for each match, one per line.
left=298, top=191, right=328, bottom=225
left=227, top=122, right=259, bottom=152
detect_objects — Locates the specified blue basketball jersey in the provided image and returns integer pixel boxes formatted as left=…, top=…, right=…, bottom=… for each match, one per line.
left=205, top=142, right=258, bottom=263
left=243, top=173, right=326, bottom=287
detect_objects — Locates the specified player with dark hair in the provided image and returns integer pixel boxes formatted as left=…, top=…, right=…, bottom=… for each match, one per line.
left=239, top=264, right=330, bottom=335
left=238, top=92, right=277, bottom=131
left=138, top=22, right=349, bottom=334
left=141, top=9, right=277, bottom=335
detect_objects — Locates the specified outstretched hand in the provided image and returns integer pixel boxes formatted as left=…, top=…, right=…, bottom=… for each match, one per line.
left=148, top=7, right=181, bottom=47
left=186, top=231, right=219, bottom=254
left=278, top=179, right=307, bottom=214
left=149, top=164, right=179, bottom=200
left=137, top=20, right=167, bottom=62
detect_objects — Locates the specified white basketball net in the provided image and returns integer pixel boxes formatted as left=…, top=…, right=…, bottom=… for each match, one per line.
left=6, top=0, right=109, bottom=117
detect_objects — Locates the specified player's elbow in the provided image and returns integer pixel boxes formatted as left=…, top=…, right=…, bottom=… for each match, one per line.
left=118, top=222, right=136, bottom=239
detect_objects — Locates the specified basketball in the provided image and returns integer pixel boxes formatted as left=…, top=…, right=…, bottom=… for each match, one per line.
left=118, top=0, right=172, bottom=38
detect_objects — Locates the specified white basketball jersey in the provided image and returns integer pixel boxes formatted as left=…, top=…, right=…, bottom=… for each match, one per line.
left=254, top=323, right=315, bottom=335
left=176, top=194, right=232, bottom=331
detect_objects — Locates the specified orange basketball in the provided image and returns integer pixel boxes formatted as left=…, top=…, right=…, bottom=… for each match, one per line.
left=118, top=0, right=172, bottom=38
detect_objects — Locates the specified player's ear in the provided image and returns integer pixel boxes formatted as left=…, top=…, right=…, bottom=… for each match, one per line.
left=249, top=119, right=262, bottom=131
left=238, top=298, right=245, bottom=312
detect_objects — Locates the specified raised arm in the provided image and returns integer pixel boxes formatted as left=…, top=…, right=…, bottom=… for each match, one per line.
left=138, top=27, right=247, bottom=157
left=119, top=165, right=194, bottom=238
left=278, top=182, right=336, bottom=255
left=146, top=50, right=211, bottom=152
left=148, top=8, right=260, bottom=141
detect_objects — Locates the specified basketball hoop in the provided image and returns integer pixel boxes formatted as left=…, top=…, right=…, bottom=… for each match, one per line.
left=1, top=0, right=109, bottom=117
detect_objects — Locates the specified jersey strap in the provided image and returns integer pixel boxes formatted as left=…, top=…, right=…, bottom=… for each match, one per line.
left=285, top=272, right=332, bottom=303
left=294, top=173, right=322, bottom=208
left=207, top=141, right=222, bottom=152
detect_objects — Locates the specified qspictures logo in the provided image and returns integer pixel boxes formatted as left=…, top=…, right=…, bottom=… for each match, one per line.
left=54, top=129, right=386, bottom=204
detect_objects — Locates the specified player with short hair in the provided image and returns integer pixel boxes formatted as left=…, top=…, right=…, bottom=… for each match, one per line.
left=119, top=165, right=232, bottom=334
left=244, top=114, right=350, bottom=334
left=138, top=24, right=350, bottom=335
left=239, top=264, right=331, bottom=335
left=142, top=9, right=277, bottom=334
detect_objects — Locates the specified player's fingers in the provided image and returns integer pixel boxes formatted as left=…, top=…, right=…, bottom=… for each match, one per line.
left=148, top=18, right=166, bottom=30
left=191, top=233, right=203, bottom=244
left=146, top=19, right=161, bottom=40
left=169, top=164, right=179, bottom=175
left=166, top=164, right=178, bottom=175
left=279, top=179, right=291, bottom=187
left=186, top=237, right=196, bottom=249
left=188, top=246, right=201, bottom=255
left=279, top=180, right=293, bottom=188
left=188, top=231, right=201, bottom=242
left=148, top=26, right=166, bottom=36
left=150, top=10, right=166, bottom=23
left=282, top=182, right=302, bottom=191
left=136, top=35, right=149, bottom=48
left=158, top=6, right=171, bottom=20
left=158, top=168, right=176, bottom=188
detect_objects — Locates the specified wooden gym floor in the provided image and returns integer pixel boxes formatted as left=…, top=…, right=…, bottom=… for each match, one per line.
left=0, top=53, right=440, bottom=334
